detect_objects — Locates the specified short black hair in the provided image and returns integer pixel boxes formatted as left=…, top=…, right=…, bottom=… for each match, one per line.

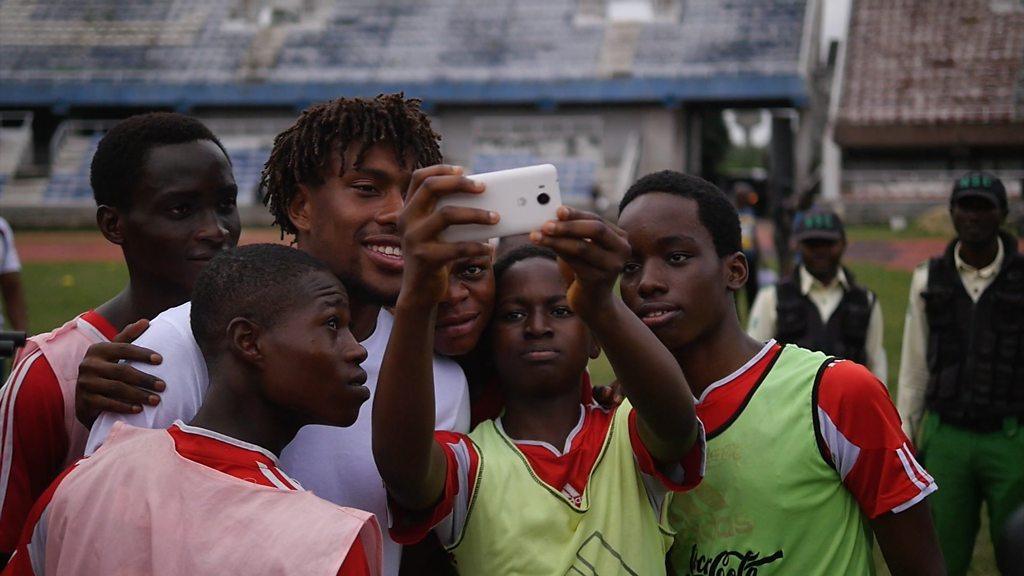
left=493, top=245, right=558, bottom=284
left=260, top=93, right=443, bottom=238
left=619, top=171, right=741, bottom=257
left=191, top=244, right=333, bottom=363
left=90, top=112, right=229, bottom=210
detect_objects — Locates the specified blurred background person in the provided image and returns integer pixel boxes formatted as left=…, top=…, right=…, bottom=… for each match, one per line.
left=898, top=171, right=1023, bottom=576
left=748, top=207, right=886, bottom=382
left=0, top=216, right=27, bottom=380
left=732, top=181, right=761, bottom=312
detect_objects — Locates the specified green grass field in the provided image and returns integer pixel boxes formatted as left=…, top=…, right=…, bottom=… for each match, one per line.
left=23, top=261, right=129, bottom=335
left=20, top=239, right=998, bottom=574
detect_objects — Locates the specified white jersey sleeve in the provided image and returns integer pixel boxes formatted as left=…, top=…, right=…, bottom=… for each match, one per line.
left=85, top=302, right=209, bottom=455
left=0, top=217, right=21, bottom=274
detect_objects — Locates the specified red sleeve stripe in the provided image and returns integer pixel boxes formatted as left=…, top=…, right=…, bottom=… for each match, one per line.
left=891, top=482, right=938, bottom=514
left=904, top=443, right=934, bottom=485
left=896, top=443, right=934, bottom=491
left=256, top=462, right=298, bottom=491
left=0, top=350, right=44, bottom=512
left=16, top=460, right=82, bottom=576
left=435, top=437, right=476, bottom=548
left=816, top=407, right=860, bottom=481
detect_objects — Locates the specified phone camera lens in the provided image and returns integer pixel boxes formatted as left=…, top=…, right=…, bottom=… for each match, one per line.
left=537, top=193, right=551, bottom=205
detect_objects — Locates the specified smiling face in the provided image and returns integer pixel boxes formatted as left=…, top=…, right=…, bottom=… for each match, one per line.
left=951, top=195, right=1005, bottom=247
left=619, top=193, right=745, bottom=353
left=119, top=139, right=241, bottom=299
left=259, top=269, right=370, bottom=427
left=435, top=255, right=496, bottom=357
left=490, top=257, right=592, bottom=399
left=293, top=142, right=411, bottom=306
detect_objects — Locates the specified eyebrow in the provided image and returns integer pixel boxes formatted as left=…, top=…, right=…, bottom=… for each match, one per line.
left=656, top=234, right=698, bottom=247
left=497, top=293, right=568, bottom=307
left=313, top=288, right=348, bottom=307
left=348, top=166, right=395, bottom=182
left=156, top=183, right=238, bottom=198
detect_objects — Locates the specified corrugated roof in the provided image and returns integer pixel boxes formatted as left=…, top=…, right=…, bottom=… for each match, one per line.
left=837, top=0, right=1024, bottom=137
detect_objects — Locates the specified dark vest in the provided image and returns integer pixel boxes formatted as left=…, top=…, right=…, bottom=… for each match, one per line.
left=775, top=267, right=873, bottom=365
left=923, top=233, right=1024, bottom=429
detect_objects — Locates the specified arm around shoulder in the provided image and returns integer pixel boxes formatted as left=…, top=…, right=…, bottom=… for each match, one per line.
left=84, top=317, right=207, bottom=455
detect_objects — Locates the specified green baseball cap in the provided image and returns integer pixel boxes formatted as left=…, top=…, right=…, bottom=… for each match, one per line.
left=793, top=208, right=844, bottom=242
left=951, top=171, right=1007, bottom=211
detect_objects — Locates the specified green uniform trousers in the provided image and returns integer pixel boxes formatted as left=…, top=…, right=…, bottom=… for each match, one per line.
left=919, top=412, right=1024, bottom=576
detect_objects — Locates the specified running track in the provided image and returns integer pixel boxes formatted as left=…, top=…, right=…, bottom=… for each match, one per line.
left=14, top=229, right=1024, bottom=272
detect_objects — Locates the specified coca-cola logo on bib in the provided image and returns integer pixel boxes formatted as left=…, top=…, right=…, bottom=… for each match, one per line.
left=687, top=544, right=783, bottom=576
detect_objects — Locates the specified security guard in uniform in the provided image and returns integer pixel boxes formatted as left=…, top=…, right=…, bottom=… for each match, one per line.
left=748, top=207, right=886, bottom=381
left=898, top=171, right=1024, bottom=576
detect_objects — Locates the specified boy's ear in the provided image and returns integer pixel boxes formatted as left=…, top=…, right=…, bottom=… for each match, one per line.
left=227, top=317, right=263, bottom=365
left=723, top=251, right=749, bottom=292
left=96, top=205, right=126, bottom=245
left=287, top=184, right=314, bottom=235
left=587, top=330, right=601, bottom=360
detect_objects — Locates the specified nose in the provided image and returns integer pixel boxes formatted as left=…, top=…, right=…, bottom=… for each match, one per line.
left=344, top=341, right=369, bottom=366
left=441, top=280, right=469, bottom=309
left=195, top=209, right=229, bottom=246
left=524, top=311, right=552, bottom=339
left=637, top=263, right=668, bottom=298
left=375, top=186, right=404, bottom=228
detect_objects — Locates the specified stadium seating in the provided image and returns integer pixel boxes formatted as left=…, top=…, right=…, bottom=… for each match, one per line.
left=1, top=0, right=806, bottom=85
left=40, top=130, right=272, bottom=205
left=44, top=133, right=100, bottom=203
left=226, top=146, right=272, bottom=206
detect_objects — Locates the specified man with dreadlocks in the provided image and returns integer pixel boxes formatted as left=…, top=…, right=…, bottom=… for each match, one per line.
left=76, top=94, right=490, bottom=576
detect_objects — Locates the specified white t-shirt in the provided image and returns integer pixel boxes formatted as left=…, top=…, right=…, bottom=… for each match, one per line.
left=86, top=301, right=471, bottom=576
left=0, top=217, right=22, bottom=329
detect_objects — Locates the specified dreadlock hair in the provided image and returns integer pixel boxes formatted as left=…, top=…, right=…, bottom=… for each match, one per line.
left=619, top=170, right=741, bottom=257
left=90, top=112, right=229, bottom=211
left=260, top=93, right=443, bottom=237
left=493, top=245, right=558, bottom=284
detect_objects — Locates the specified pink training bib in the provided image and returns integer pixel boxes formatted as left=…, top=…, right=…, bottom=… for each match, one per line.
left=39, top=423, right=381, bottom=575
left=23, top=316, right=108, bottom=468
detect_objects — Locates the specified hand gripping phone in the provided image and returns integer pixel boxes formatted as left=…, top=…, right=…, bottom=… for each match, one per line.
left=436, top=164, right=563, bottom=243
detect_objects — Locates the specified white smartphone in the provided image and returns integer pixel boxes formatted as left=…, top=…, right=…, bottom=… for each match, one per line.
left=436, top=164, right=563, bottom=243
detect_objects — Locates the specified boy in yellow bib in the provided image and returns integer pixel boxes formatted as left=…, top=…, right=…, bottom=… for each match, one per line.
left=373, top=172, right=705, bottom=575
left=617, top=171, right=945, bottom=575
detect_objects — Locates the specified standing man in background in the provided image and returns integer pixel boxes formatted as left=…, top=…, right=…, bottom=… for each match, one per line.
left=748, top=207, right=886, bottom=382
left=898, top=171, right=1024, bottom=576
left=733, top=182, right=761, bottom=312
left=0, top=216, right=28, bottom=379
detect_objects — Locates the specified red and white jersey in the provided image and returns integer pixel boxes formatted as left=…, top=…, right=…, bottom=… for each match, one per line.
left=6, top=422, right=378, bottom=576
left=390, top=394, right=706, bottom=547
left=0, top=311, right=117, bottom=553
left=699, top=341, right=936, bottom=518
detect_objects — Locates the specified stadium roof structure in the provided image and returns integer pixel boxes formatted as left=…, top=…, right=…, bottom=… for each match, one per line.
left=0, top=0, right=810, bottom=110
left=834, top=0, right=1024, bottom=147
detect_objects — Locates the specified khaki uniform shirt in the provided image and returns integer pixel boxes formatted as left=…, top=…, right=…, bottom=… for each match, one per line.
left=897, top=241, right=1005, bottom=439
left=747, top=266, right=887, bottom=382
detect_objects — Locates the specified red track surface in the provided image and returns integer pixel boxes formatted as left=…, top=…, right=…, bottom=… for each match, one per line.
left=16, top=229, right=289, bottom=264
left=14, top=228, right=1024, bottom=272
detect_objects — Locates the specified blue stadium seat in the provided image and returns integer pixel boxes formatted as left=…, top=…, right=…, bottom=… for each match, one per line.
left=1, top=0, right=806, bottom=85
